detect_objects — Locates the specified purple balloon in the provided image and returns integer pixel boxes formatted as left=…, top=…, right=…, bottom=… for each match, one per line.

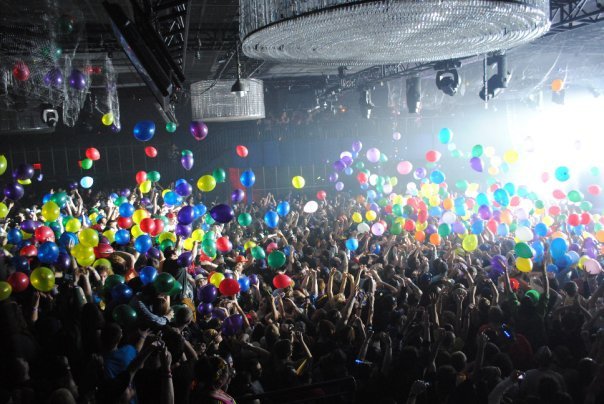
left=425, top=224, right=437, bottom=235
left=335, top=181, right=344, bottom=191
left=190, top=121, right=208, bottom=141
left=68, top=181, right=78, bottom=191
left=585, top=246, right=597, bottom=259
left=175, top=223, right=192, bottom=238
left=224, top=272, right=234, bottom=279
left=210, top=204, right=235, bottom=224
left=110, top=123, right=121, bottom=133
left=369, top=203, right=380, bottom=213
left=20, top=219, right=38, bottom=233
left=452, top=222, right=466, bottom=234
left=68, top=69, right=87, bottom=90
left=120, top=188, right=131, bottom=197
left=177, top=206, right=195, bottom=225
left=352, top=141, right=363, bottom=153
left=4, top=182, right=24, bottom=201
left=249, top=274, right=259, bottom=285
left=221, top=314, right=244, bottom=336
left=470, top=157, right=484, bottom=172
left=146, top=247, right=161, bottom=260
left=333, top=160, right=346, bottom=172
left=197, top=302, right=213, bottom=316
left=413, top=168, right=427, bottom=179
left=56, top=252, right=72, bottom=271
left=490, top=255, right=507, bottom=272
left=177, top=251, right=193, bottom=267
left=231, top=189, right=245, bottom=203
left=569, top=243, right=580, bottom=253
left=584, top=237, right=596, bottom=249
left=181, top=154, right=194, bottom=170
left=329, top=172, right=339, bottom=183
left=43, top=67, right=63, bottom=87
left=174, top=181, right=192, bottom=197
left=141, top=197, right=152, bottom=206
left=478, top=205, right=492, bottom=220
left=212, top=308, right=228, bottom=320
left=341, top=156, right=353, bottom=166
left=199, top=284, right=218, bottom=303
left=15, top=163, right=34, bottom=180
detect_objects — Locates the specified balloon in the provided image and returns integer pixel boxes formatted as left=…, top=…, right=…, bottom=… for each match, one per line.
left=335, top=182, right=344, bottom=191
left=0, top=282, right=11, bottom=301
left=551, top=79, right=564, bottom=92
left=462, top=234, right=478, bottom=252
left=251, top=246, right=266, bottom=260
left=199, top=284, right=218, bottom=303
left=268, top=251, right=286, bottom=268
left=397, top=161, right=413, bottom=175
left=236, top=145, right=248, bottom=157
left=237, top=213, right=252, bottom=227
left=292, top=176, right=305, bottom=189
left=34, top=225, right=54, bottom=243
left=133, top=120, right=156, bottom=141
left=43, top=67, right=63, bottom=87
left=177, top=206, right=195, bottom=225
left=145, top=146, right=158, bottom=158
left=515, top=242, right=535, bottom=259
left=132, top=235, right=151, bottom=253
left=101, top=112, right=114, bottom=126
left=8, top=272, right=29, bottom=293
left=30, top=267, right=55, bottom=292
left=516, top=257, right=533, bottom=272
left=515, top=226, right=533, bottom=242
left=153, top=272, right=175, bottom=294
left=363, top=147, right=379, bottom=163
left=240, top=170, right=256, bottom=187
left=303, top=201, right=318, bottom=213
left=264, top=210, right=280, bottom=228
left=438, top=128, right=453, bottom=144
left=190, top=121, right=208, bottom=140
left=80, top=176, right=94, bottom=189
left=231, top=189, right=245, bottom=204
left=0, top=203, right=8, bottom=219
left=68, top=69, right=87, bottom=90
left=41, top=201, right=60, bottom=222
left=4, top=182, right=24, bottom=200
left=346, top=238, right=359, bottom=251
left=210, top=204, right=235, bottom=224
left=470, top=157, right=484, bottom=172
left=135, top=171, right=147, bottom=184
left=79, top=228, right=99, bottom=247
left=112, top=304, right=137, bottom=328
left=429, top=170, right=445, bottom=184
left=371, top=222, right=385, bottom=236
left=174, top=180, right=192, bottom=197
left=197, top=175, right=216, bottom=192
left=0, top=155, right=6, bottom=175
left=237, top=277, right=251, bottom=293
left=38, top=242, right=59, bottom=264
left=85, top=147, right=100, bottom=161
left=584, top=259, right=602, bottom=275
left=111, top=283, right=133, bottom=303
left=219, top=278, right=240, bottom=296
left=181, top=153, right=194, bottom=170
left=273, top=273, right=292, bottom=289
left=209, top=272, right=225, bottom=288
left=413, top=168, right=427, bottom=180
left=425, top=150, right=441, bottom=163
left=15, top=163, right=35, bottom=180
left=554, top=166, right=570, bottom=182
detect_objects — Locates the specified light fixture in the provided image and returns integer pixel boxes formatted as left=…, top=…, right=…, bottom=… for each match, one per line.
left=479, top=54, right=510, bottom=101
left=359, top=88, right=374, bottom=119
left=406, top=77, right=421, bottom=114
left=231, top=47, right=249, bottom=98
left=435, top=61, right=461, bottom=96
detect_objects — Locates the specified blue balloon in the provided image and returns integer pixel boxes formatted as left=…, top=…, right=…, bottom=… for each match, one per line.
left=133, top=120, right=156, bottom=141
left=534, top=223, right=548, bottom=237
left=346, top=238, right=359, bottom=251
left=276, top=201, right=290, bottom=217
left=238, top=277, right=251, bottom=293
left=428, top=206, right=443, bottom=217
left=283, top=245, right=292, bottom=256
left=196, top=203, right=207, bottom=217
left=13, top=256, right=30, bottom=273
left=7, top=228, right=22, bottom=244
left=372, top=244, right=381, bottom=254
left=59, top=232, right=78, bottom=248
left=366, top=190, right=377, bottom=200
left=476, top=193, right=489, bottom=207
left=115, top=229, right=131, bottom=245
left=240, top=170, right=256, bottom=188
left=264, top=210, right=279, bottom=228
left=38, top=241, right=59, bottom=264
left=429, top=170, right=446, bottom=184
left=546, top=264, right=559, bottom=273
left=503, top=182, right=516, bottom=196
left=344, top=167, right=353, bottom=175
left=555, top=253, right=572, bottom=269
left=134, top=235, right=153, bottom=253
left=164, top=191, right=182, bottom=206
left=42, top=193, right=52, bottom=203
left=550, top=238, right=568, bottom=259
left=111, top=283, right=133, bottom=303
left=119, top=202, right=135, bottom=218
left=140, top=266, right=158, bottom=285
left=493, top=189, right=510, bottom=207
left=567, top=250, right=580, bottom=265
left=471, top=220, right=485, bottom=234
left=175, top=180, right=193, bottom=197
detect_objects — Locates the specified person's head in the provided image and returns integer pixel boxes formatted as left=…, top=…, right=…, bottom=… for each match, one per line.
left=49, top=388, right=76, bottom=404
left=450, top=351, right=466, bottom=373
left=488, top=306, right=504, bottom=325
left=317, top=319, right=335, bottom=339
left=173, top=305, right=193, bottom=328
left=100, top=323, right=122, bottom=350
left=195, top=356, right=231, bottom=390
left=273, top=339, right=293, bottom=361
left=534, top=346, right=554, bottom=368
left=563, top=281, right=578, bottom=297
left=109, top=256, right=127, bottom=276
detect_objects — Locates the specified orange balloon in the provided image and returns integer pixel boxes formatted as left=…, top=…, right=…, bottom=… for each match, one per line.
left=429, top=233, right=441, bottom=245
left=500, top=209, right=513, bottom=225
left=415, top=230, right=426, bottom=242
left=551, top=79, right=564, bottom=93
left=443, top=198, right=453, bottom=211
left=596, top=230, right=604, bottom=243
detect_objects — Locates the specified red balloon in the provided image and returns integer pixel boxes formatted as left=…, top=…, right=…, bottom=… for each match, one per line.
left=266, top=242, right=278, bottom=253
left=34, top=226, right=55, bottom=243
left=487, top=219, right=498, bottom=234
left=316, top=190, right=327, bottom=201
left=384, top=205, right=392, bottom=214
left=135, top=171, right=147, bottom=184
left=140, top=218, right=156, bottom=234
left=216, top=236, right=232, bottom=253
left=580, top=212, right=592, bottom=225
left=549, top=206, right=561, bottom=216
left=152, top=219, right=164, bottom=236
left=12, top=61, right=30, bottom=81
left=20, top=245, right=37, bottom=257
left=510, top=278, right=520, bottom=291
left=357, top=172, right=368, bottom=184
left=8, top=272, right=29, bottom=293
left=273, top=274, right=292, bottom=289
left=94, top=243, right=114, bottom=258
left=568, top=213, right=580, bottom=227
left=145, top=146, right=158, bottom=158
left=219, top=278, right=240, bottom=296
left=117, top=216, right=133, bottom=229
left=86, top=147, right=100, bottom=161
left=588, top=184, right=601, bottom=196
left=417, top=210, right=427, bottom=223
left=404, top=219, right=415, bottom=232
left=509, top=196, right=521, bottom=207
left=236, top=145, right=248, bottom=158
left=425, top=150, right=441, bottom=163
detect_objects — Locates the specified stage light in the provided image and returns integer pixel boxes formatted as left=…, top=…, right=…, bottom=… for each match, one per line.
left=231, top=47, right=249, bottom=98
left=406, top=76, right=421, bottom=114
left=359, top=89, right=374, bottom=119
left=479, top=54, right=510, bottom=101
left=435, top=69, right=460, bottom=96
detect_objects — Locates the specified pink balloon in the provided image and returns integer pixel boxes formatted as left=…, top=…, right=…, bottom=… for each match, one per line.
left=397, top=161, right=413, bottom=175
left=371, top=222, right=385, bottom=236
left=366, top=148, right=381, bottom=163
left=266, top=242, right=278, bottom=253
left=552, top=189, right=566, bottom=200
left=425, top=150, right=441, bottom=163
left=588, top=184, right=601, bottom=196
left=584, top=258, right=602, bottom=275
left=541, top=172, right=549, bottom=183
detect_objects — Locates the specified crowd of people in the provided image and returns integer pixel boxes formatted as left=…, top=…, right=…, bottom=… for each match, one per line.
left=0, top=182, right=604, bottom=404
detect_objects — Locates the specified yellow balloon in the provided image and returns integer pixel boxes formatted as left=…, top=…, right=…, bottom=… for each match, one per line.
left=17, top=179, right=31, bottom=185
left=462, top=234, right=478, bottom=252
left=197, top=175, right=217, bottom=192
left=578, top=255, right=590, bottom=269
left=158, top=232, right=177, bottom=243
left=542, top=215, right=554, bottom=227
left=162, top=189, right=170, bottom=198
left=292, top=176, right=305, bottom=189
left=103, top=229, right=116, bottom=243
left=79, top=228, right=99, bottom=248
left=131, top=224, right=144, bottom=238
left=102, top=112, right=114, bottom=126
left=352, top=212, right=363, bottom=223
left=89, top=213, right=98, bottom=224
left=210, top=272, right=225, bottom=287
left=0, top=155, right=7, bottom=175
left=516, top=257, right=533, bottom=272
left=65, top=218, right=81, bottom=233
left=244, top=240, right=257, bottom=250
left=77, top=253, right=96, bottom=267
left=139, top=180, right=152, bottom=194
left=22, top=231, right=32, bottom=240
left=503, top=149, right=519, bottom=164
left=93, top=258, right=112, bottom=269
left=192, top=229, right=205, bottom=242
left=392, top=195, right=404, bottom=205
left=416, top=221, right=427, bottom=231
left=365, top=210, right=377, bottom=221
left=132, top=209, right=149, bottom=225
left=72, top=244, right=94, bottom=260
left=183, top=238, right=195, bottom=251
left=390, top=177, right=398, bottom=186
left=0, top=202, right=8, bottom=218
left=428, top=195, right=440, bottom=207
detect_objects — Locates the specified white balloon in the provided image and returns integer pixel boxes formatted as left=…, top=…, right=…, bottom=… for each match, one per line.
left=371, top=222, right=385, bottom=236
left=442, top=211, right=457, bottom=225
left=357, top=223, right=370, bottom=234
left=303, top=201, right=319, bottom=213
left=515, top=226, right=533, bottom=242
left=584, top=258, right=602, bottom=275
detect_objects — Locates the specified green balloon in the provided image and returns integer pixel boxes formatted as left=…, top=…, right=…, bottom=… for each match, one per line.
left=471, top=144, right=483, bottom=157
left=154, top=273, right=175, bottom=294
left=81, top=158, right=93, bottom=170
left=567, top=190, right=583, bottom=203
left=535, top=200, right=545, bottom=209
left=355, top=162, right=365, bottom=170
left=203, top=231, right=216, bottom=242
left=390, top=222, right=402, bottom=235
left=105, top=274, right=125, bottom=291
left=114, top=196, right=128, bottom=207
left=438, top=223, right=451, bottom=237
left=51, top=192, right=68, bottom=208
left=205, top=215, right=215, bottom=225
left=202, top=239, right=217, bottom=256
left=212, top=168, right=226, bottom=183
left=160, top=239, right=174, bottom=251
left=168, top=280, right=183, bottom=297
left=580, top=201, right=593, bottom=211
left=267, top=251, right=286, bottom=268
left=112, top=304, right=138, bottom=329
left=514, top=242, right=534, bottom=259
left=392, top=204, right=404, bottom=217
left=455, top=180, right=469, bottom=191
left=238, top=213, right=252, bottom=227
left=166, top=122, right=177, bottom=133
left=251, top=246, right=266, bottom=260
left=147, top=171, right=161, bottom=182
left=451, top=150, right=463, bottom=158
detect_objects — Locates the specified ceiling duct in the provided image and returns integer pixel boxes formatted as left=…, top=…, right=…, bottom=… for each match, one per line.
left=190, top=79, right=265, bottom=122
left=240, top=0, right=550, bottom=65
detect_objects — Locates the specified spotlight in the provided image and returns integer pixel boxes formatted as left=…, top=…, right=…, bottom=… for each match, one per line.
left=406, top=76, right=421, bottom=114
left=434, top=60, right=461, bottom=96
left=479, top=54, right=510, bottom=101
left=359, top=89, right=374, bottom=119
left=231, top=46, right=248, bottom=98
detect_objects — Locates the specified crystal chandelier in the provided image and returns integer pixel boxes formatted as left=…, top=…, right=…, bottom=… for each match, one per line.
left=190, top=79, right=265, bottom=122
left=240, top=0, right=550, bottom=65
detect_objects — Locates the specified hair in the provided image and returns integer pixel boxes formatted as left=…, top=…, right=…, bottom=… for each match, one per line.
left=273, top=339, right=293, bottom=361
left=100, top=323, right=122, bottom=349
